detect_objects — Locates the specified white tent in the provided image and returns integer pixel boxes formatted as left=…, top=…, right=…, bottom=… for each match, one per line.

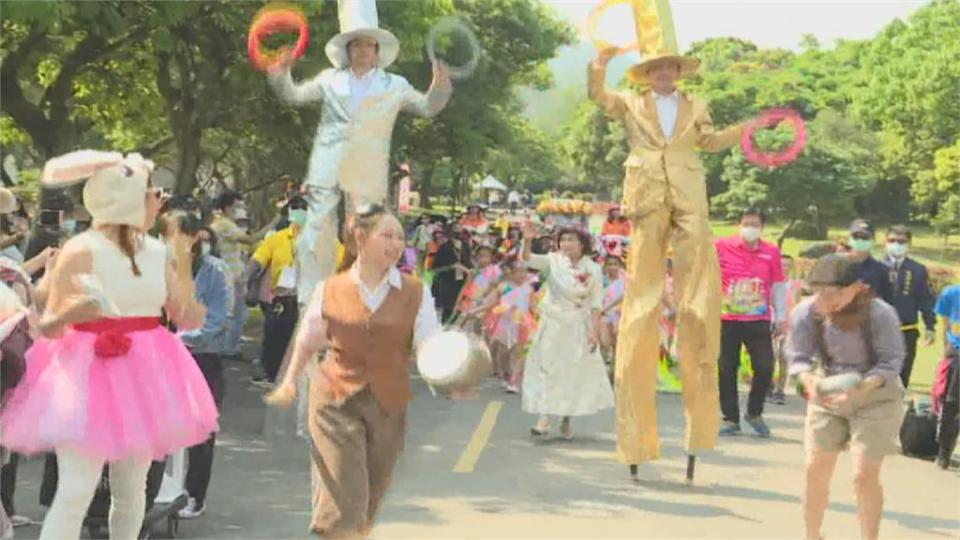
left=478, top=174, right=507, bottom=191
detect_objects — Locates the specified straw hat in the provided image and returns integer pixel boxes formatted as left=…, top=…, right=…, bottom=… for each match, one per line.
left=41, top=150, right=155, bottom=228
left=627, top=51, right=700, bottom=84
left=325, top=0, right=400, bottom=69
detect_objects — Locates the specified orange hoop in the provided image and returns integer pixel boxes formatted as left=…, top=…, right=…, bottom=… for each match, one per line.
left=247, top=5, right=310, bottom=72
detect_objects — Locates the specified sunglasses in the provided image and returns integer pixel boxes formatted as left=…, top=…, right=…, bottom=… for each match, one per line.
left=850, top=233, right=871, bottom=240
left=887, top=238, right=908, bottom=244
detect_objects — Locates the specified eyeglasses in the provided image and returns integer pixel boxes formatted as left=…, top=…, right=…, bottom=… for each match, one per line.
left=887, top=238, right=908, bottom=245
left=850, top=233, right=871, bottom=240
left=355, top=202, right=385, bottom=218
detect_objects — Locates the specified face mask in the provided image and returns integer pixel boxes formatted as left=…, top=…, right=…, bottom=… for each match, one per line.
left=61, top=219, right=77, bottom=234
left=288, top=209, right=308, bottom=226
left=849, top=238, right=873, bottom=252
left=200, top=242, right=212, bottom=257
left=232, top=207, right=248, bottom=220
left=886, top=242, right=908, bottom=258
left=739, top=226, right=762, bottom=243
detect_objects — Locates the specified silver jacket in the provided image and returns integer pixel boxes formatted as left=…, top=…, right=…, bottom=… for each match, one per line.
left=269, top=66, right=451, bottom=302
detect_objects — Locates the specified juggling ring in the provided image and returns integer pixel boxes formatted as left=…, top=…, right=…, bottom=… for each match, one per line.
left=584, top=0, right=638, bottom=56
left=247, top=7, right=309, bottom=72
left=426, top=16, right=481, bottom=80
left=741, top=108, right=807, bottom=168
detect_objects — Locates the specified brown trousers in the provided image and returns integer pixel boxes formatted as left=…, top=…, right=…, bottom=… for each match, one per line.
left=308, top=381, right=406, bottom=539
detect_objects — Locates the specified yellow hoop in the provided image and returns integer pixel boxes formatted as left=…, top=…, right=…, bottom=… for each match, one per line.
left=584, top=0, right=639, bottom=56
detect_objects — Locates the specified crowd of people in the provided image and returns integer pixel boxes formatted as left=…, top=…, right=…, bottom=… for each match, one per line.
left=0, top=166, right=956, bottom=539
left=0, top=0, right=957, bottom=538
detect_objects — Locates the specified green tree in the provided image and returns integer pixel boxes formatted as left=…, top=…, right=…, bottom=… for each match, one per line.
left=915, top=140, right=960, bottom=238
left=853, top=0, right=960, bottom=221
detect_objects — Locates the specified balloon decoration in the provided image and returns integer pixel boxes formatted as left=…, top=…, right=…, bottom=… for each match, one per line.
left=247, top=4, right=310, bottom=72
left=585, top=0, right=665, bottom=57
left=741, top=108, right=807, bottom=168
left=427, top=16, right=481, bottom=80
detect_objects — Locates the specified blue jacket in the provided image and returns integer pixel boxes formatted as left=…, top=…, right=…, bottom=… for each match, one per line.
left=856, top=256, right=895, bottom=306
left=883, top=256, right=936, bottom=330
left=180, top=255, right=232, bottom=354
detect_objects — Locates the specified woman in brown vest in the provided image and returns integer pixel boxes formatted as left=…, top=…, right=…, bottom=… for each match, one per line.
left=267, top=204, right=441, bottom=539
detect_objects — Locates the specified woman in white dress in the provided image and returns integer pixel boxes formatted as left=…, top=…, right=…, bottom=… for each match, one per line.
left=520, top=222, right=615, bottom=438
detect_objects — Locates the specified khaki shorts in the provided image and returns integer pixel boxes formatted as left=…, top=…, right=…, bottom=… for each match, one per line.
left=805, top=380, right=905, bottom=460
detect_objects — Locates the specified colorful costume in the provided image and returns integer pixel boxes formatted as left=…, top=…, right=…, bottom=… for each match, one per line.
left=590, top=51, right=747, bottom=463
left=488, top=280, right=537, bottom=350
left=268, top=0, right=452, bottom=303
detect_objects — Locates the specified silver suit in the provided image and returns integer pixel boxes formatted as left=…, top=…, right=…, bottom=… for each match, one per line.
left=269, top=67, right=451, bottom=302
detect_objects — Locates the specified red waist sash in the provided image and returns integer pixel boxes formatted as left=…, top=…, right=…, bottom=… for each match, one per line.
left=73, top=317, right=162, bottom=359
left=74, top=317, right=161, bottom=334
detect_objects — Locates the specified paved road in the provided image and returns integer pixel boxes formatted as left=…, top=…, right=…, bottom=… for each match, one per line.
left=10, top=358, right=960, bottom=539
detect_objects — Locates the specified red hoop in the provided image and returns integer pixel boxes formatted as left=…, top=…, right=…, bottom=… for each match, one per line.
left=741, top=108, right=807, bottom=168
left=247, top=6, right=309, bottom=72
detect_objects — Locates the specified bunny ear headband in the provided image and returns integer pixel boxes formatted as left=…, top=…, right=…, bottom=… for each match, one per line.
left=40, top=150, right=156, bottom=228
left=41, top=150, right=154, bottom=187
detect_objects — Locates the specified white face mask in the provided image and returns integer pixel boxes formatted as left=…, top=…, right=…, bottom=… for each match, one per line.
left=61, top=219, right=77, bottom=234
left=232, top=207, right=248, bottom=220
left=886, top=242, right=908, bottom=259
left=740, top=226, right=762, bottom=243
left=200, top=242, right=212, bottom=257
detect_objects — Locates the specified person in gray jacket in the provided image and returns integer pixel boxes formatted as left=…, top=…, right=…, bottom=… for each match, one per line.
left=787, top=254, right=905, bottom=540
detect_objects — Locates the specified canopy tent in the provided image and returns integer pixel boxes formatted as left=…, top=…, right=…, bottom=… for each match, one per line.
left=478, top=174, right=507, bottom=191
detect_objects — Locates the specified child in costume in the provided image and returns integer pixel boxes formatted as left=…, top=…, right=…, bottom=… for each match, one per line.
left=0, top=151, right=218, bottom=540
left=475, top=258, right=537, bottom=393
left=455, top=246, right=500, bottom=335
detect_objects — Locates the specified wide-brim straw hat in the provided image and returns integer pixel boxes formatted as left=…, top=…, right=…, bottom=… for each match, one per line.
left=627, top=51, right=700, bottom=84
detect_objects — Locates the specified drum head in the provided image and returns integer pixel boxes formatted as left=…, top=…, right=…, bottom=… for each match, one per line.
left=418, top=330, right=471, bottom=385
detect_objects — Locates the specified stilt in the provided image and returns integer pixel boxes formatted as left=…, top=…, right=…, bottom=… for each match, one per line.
left=685, top=455, right=696, bottom=484
left=629, top=464, right=638, bottom=481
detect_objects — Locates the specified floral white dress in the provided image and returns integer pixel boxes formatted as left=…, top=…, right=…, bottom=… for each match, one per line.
left=522, top=252, right=615, bottom=416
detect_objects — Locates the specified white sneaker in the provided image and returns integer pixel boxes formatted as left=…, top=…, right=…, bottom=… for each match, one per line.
left=177, top=497, right=206, bottom=519
left=505, top=384, right=519, bottom=394
left=10, top=515, right=31, bottom=528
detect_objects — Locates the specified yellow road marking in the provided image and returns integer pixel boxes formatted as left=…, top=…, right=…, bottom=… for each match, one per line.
left=453, top=401, right=503, bottom=473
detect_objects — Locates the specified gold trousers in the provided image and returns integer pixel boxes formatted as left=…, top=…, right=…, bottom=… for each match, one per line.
left=614, top=202, right=721, bottom=464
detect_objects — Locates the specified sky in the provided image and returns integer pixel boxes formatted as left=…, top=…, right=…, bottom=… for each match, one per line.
left=544, top=0, right=927, bottom=53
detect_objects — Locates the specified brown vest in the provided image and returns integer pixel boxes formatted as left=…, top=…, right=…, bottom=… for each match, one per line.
left=316, top=272, right=423, bottom=413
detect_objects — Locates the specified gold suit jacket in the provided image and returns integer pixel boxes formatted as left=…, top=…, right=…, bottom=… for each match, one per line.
left=588, top=63, right=746, bottom=219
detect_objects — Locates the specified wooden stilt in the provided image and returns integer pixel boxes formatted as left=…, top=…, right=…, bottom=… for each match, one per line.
left=685, top=455, right=696, bottom=484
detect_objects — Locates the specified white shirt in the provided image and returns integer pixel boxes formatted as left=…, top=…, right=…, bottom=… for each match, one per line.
left=654, top=90, right=680, bottom=140
left=300, top=265, right=441, bottom=351
left=347, top=68, right=378, bottom=115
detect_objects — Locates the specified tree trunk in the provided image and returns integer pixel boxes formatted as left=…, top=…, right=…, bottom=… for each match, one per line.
left=418, top=163, right=435, bottom=209
left=173, top=126, right=203, bottom=195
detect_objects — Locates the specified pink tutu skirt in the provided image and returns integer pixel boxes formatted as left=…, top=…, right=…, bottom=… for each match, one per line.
left=0, top=318, right=219, bottom=462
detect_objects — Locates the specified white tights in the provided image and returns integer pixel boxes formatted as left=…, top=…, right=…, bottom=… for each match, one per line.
left=39, top=450, right=151, bottom=540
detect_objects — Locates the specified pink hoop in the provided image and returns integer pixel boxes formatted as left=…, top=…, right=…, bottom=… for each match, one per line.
left=741, top=108, right=807, bottom=168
